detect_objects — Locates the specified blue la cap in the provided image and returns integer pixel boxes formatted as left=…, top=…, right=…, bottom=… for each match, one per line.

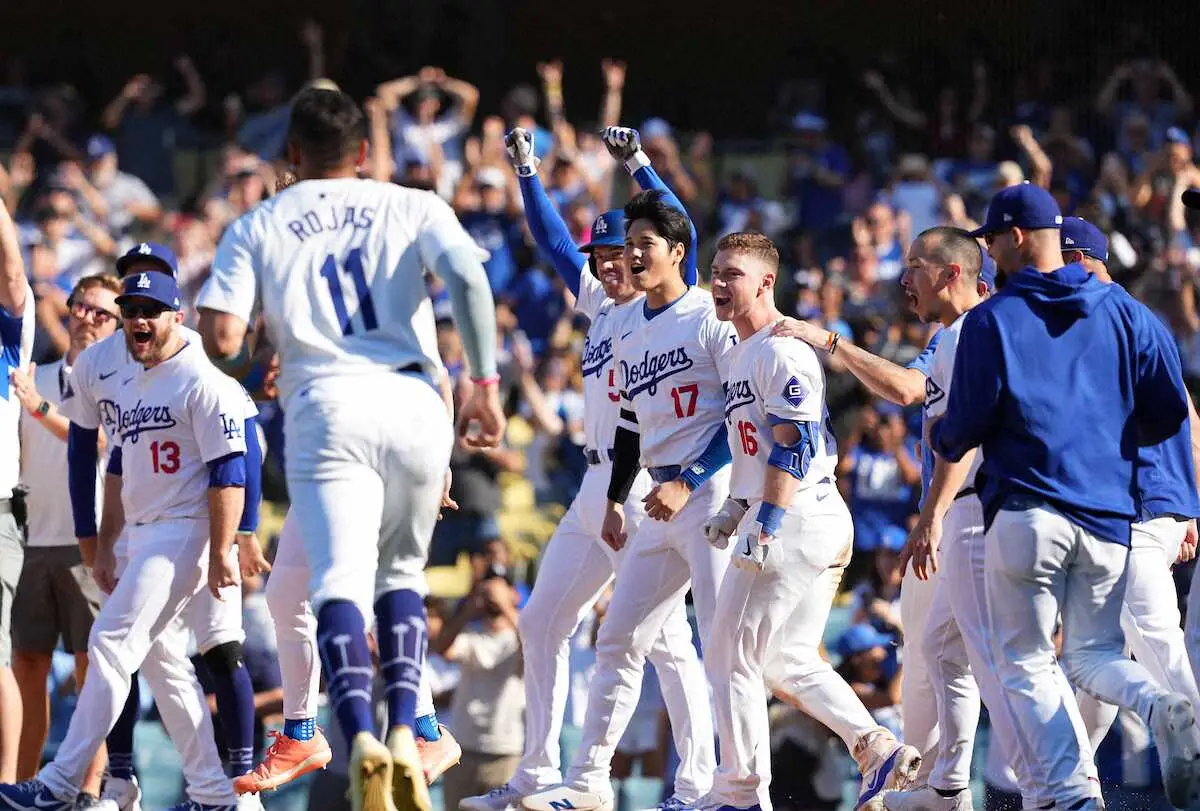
left=835, top=624, right=892, bottom=659
left=86, top=134, right=115, bottom=160
left=1166, top=126, right=1191, bottom=146
left=979, top=254, right=997, bottom=291
left=968, top=183, right=1063, bottom=238
left=580, top=210, right=625, bottom=252
left=115, top=242, right=178, bottom=278
left=116, top=270, right=182, bottom=311
left=1060, top=216, right=1109, bottom=265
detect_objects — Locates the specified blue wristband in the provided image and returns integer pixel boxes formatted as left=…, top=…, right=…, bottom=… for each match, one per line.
left=756, top=502, right=786, bottom=536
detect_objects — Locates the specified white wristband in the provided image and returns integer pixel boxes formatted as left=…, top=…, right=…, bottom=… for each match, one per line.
left=515, top=162, right=538, bottom=178
left=624, top=150, right=651, bottom=175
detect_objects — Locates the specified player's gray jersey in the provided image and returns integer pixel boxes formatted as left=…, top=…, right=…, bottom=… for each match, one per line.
left=722, top=325, right=837, bottom=501
left=614, top=287, right=736, bottom=468
left=922, top=312, right=983, bottom=486
left=573, top=268, right=643, bottom=454
left=197, top=178, right=477, bottom=412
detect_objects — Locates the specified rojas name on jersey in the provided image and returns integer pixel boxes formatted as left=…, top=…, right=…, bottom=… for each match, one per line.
left=99, top=398, right=177, bottom=443
left=622, top=347, right=694, bottom=398
left=723, top=379, right=756, bottom=419
left=581, top=335, right=613, bottom=378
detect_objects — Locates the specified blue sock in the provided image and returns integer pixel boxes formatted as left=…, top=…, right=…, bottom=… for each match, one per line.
left=283, top=717, right=317, bottom=741
left=317, top=600, right=376, bottom=739
left=106, top=674, right=139, bottom=780
left=374, top=589, right=426, bottom=731
left=414, top=713, right=441, bottom=741
left=202, top=643, right=257, bottom=777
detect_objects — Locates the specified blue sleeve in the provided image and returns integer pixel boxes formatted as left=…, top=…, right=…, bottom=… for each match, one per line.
left=679, top=424, right=733, bottom=490
left=239, top=416, right=261, bottom=533
left=67, top=424, right=99, bottom=537
left=931, top=309, right=1003, bottom=461
left=633, top=165, right=698, bottom=285
left=906, top=329, right=942, bottom=375
left=1134, top=306, right=1190, bottom=446
left=106, top=446, right=122, bottom=476
left=208, top=453, right=247, bottom=488
left=517, top=173, right=586, bottom=297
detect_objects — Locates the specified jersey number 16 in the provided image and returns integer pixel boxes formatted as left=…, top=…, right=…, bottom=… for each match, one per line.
left=320, top=248, right=378, bottom=336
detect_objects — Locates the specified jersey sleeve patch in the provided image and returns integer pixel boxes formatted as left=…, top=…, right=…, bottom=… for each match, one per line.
left=783, top=375, right=805, bottom=408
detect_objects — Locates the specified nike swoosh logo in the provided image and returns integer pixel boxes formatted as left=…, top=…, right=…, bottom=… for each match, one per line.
left=99, top=370, right=117, bottom=380
left=856, top=749, right=899, bottom=808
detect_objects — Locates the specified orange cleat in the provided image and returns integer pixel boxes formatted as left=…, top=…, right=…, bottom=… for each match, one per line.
left=416, top=724, right=462, bottom=784
left=233, top=729, right=334, bottom=795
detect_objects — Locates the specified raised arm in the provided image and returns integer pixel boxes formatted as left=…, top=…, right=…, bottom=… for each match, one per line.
left=173, top=55, right=207, bottom=117
left=439, top=72, right=480, bottom=128
left=376, top=74, right=422, bottom=112
left=599, top=60, right=626, bottom=130
left=0, top=197, right=26, bottom=316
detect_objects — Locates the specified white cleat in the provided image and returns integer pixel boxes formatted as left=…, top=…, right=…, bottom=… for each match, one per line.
left=100, top=777, right=142, bottom=811
left=857, top=743, right=922, bottom=810
left=459, top=784, right=523, bottom=811
left=1151, top=692, right=1200, bottom=810
left=882, top=785, right=974, bottom=811
left=521, top=785, right=614, bottom=811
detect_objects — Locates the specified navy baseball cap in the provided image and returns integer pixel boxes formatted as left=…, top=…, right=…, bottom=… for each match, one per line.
left=115, top=241, right=178, bottom=278
left=1060, top=216, right=1109, bottom=265
left=86, top=134, right=116, bottom=160
left=979, top=254, right=997, bottom=291
left=580, top=210, right=625, bottom=252
left=968, top=183, right=1063, bottom=238
left=836, top=624, right=892, bottom=659
left=116, top=270, right=182, bottom=311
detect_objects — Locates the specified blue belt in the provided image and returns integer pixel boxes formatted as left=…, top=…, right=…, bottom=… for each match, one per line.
left=648, top=465, right=682, bottom=484
left=585, top=448, right=614, bottom=465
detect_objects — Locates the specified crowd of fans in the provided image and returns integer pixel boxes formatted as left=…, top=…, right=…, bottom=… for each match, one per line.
left=5, top=31, right=1200, bottom=808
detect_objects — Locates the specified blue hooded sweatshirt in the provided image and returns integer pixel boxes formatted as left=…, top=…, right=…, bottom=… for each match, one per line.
left=931, top=262, right=1189, bottom=546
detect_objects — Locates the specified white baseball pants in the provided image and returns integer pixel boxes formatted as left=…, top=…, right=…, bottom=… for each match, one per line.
left=564, top=469, right=732, bottom=803
left=984, top=503, right=1168, bottom=809
left=923, top=496, right=1093, bottom=807
left=513, top=462, right=713, bottom=799
left=40, top=519, right=233, bottom=806
left=899, top=561, right=938, bottom=781
left=707, top=484, right=882, bottom=809
left=1076, top=517, right=1197, bottom=751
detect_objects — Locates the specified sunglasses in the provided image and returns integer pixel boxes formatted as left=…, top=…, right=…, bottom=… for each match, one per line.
left=70, top=301, right=120, bottom=326
left=119, top=302, right=172, bottom=320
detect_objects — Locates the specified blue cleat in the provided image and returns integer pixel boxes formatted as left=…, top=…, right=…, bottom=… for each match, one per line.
left=0, top=780, right=74, bottom=811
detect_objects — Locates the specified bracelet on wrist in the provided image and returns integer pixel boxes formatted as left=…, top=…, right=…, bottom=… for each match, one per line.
left=829, top=333, right=841, bottom=356
left=472, top=375, right=501, bottom=387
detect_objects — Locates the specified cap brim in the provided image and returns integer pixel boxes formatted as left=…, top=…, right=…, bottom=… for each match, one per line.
left=579, top=239, right=623, bottom=254
left=967, top=225, right=995, bottom=238
left=115, top=292, right=179, bottom=310
left=116, top=255, right=175, bottom=278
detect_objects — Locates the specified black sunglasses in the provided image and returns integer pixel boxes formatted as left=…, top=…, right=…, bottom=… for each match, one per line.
left=119, top=302, right=172, bottom=320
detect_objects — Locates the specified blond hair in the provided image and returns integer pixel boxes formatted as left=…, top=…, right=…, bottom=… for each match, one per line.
left=715, top=232, right=780, bottom=269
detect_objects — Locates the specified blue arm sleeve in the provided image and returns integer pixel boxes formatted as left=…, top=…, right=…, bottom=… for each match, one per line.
left=633, top=165, right=698, bottom=285
left=106, top=446, right=122, bottom=477
left=67, top=424, right=99, bottom=537
left=208, top=453, right=247, bottom=488
left=679, top=424, right=733, bottom=490
left=238, top=417, right=261, bottom=533
left=931, top=310, right=1002, bottom=461
left=517, top=174, right=586, bottom=297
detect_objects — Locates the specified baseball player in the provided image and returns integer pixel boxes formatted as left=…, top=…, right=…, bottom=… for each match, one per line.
left=932, top=183, right=1199, bottom=809
left=1177, top=187, right=1200, bottom=698
left=0, top=199, right=34, bottom=787
left=8, top=274, right=121, bottom=805
left=61, top=245, right=271, bottom=811
left=457, top=128, right=712, bottom=811
left=1055, top=217, right=1200, bottom=756
left=703, top=232, right=921, bottom=811
left=195, top=86, right=504, bottom=811
left=523, top=189, right=740, bottom=811
left=0, top=270, right=251, bottom=811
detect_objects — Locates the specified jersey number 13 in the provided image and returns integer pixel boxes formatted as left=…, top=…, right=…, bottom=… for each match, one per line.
left=320, top=248, right=378, bottom=336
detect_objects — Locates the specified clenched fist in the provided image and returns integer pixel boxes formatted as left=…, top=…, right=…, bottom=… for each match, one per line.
left=601, top=126, right=642, bottom=163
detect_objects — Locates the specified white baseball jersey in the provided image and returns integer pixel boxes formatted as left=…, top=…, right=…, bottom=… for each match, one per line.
left=105, top=340, right=247, bottom=526
left=614, top=287, right=737, bottom=468
left=922, top=312, right=983, bottom=488
left=20, top=359, right=103, bottom=546
left=196, top=178, right=478, bottom=412
left=574, top=266, right=643, bottom=453
left=0, top=285, right=36, bottom=495
left=721, top=324, right=838, bottom=501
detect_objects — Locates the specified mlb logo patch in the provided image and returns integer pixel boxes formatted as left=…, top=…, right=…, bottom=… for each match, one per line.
left=1002, top=213, right=1013, bottom=223
left=783, top=375, right=804, bottom=407
left=1064, top=237, right=1075, bottom=245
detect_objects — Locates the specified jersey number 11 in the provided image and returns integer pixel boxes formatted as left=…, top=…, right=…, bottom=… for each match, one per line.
left=320, top=248, right=378, bottom=336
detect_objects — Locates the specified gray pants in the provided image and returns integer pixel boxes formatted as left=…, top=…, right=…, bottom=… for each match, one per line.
left=0, top=512, right=24, bottom=668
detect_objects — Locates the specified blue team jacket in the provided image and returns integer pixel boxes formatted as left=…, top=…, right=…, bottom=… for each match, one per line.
left=931, top=263, right=1189, bottom=546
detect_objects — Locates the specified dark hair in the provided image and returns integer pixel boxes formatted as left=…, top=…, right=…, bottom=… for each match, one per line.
left=916, top=226, right=982, bottom=282
left=286, top=88, right=366, bottom=171
left=622, top=190, right=691, bottom=262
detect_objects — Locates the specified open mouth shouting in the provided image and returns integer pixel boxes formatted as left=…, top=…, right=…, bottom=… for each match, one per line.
left=629, top=258, right=646, bottom=275
left=132, top=329, right=153, bottom=348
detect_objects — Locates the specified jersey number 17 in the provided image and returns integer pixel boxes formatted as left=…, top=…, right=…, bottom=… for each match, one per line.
left=320, top=248, right=378, bottom=336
